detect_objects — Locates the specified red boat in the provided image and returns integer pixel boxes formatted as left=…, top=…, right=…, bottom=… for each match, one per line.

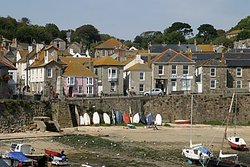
left=174, top=119, right=191, bottom=124
left=44, top=149, right=61, bottom=157
left=123, top=113, right=130, bottom=124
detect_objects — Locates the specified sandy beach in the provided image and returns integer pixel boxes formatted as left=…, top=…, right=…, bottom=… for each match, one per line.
left=0, top=124, right=249, bottom=167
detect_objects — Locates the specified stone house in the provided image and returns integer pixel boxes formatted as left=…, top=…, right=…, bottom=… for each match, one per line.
left=151, top=49, right=196, bottom=95
left=61, top=57, right=97, bottom=97
left=29, top=45, right=65, bottom=97
left=50, top=38, right=66, bottom=50
left=94, top=38, right=127, bottom=58
left=196, top=57, right=227, bottom=94
left=93, top=57, right=124, bottom=96
left=0, top=54, right=16, bottom=98
left=224, top=53, right=250, bottom=92
left=125, top=63, right=151, bottom=95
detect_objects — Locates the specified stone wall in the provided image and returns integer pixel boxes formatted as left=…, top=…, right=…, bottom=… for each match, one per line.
left=0, top=100, right=52, bottom=133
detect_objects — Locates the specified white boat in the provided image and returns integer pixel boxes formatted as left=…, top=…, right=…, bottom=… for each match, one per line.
left=225, top=93, right=246, bottom=150
left=182, top=95, right=213, bottom=166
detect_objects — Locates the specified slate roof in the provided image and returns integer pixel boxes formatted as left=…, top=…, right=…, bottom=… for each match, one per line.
left=228, top=48, right=250, bottom=53
left=152, top=48, right=194, bottom=63
left=93, top=57, right=123, bottom=66
left=224, top=53, right=250, bottom=59
left=95, top=38, right=128, bottom=49
left=226, top=60, right=250, bottom=67
left=191, top=53, right=221, bottom=60
left=0, top=55, right=16, bottom=69
left=126, top=63, right=151, bottom=71
left=150, top=44, right=197, bottom=53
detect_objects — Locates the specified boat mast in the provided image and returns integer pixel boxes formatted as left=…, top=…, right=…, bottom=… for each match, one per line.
left=189, top=94, right=193, bottom=147
left=234, top=91, right=237, bottom=136
left=222, top=93, right=235, bottom=148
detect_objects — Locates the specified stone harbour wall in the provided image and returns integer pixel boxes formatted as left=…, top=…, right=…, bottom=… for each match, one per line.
left=0, top=100, right=52, bottom=133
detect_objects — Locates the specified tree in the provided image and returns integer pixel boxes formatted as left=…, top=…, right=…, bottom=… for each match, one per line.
left=71, top=24, right=100, bottom=46
left=164, top=31, right=186, bottom=44
left=213, top=36, right=233, bottom=48
left=16, top=25, right=35, bottom=43
left=20, top=17, right=31, bottom=25
left=164, top=22, right=193, bottom=38
left=45, top=23, right=60, bottom=40
left=231, top=16, right=250, bottom=31
left=0, top=16, right=18, bottom=40
left=236, top=30, right=250, bottom=40
left=197, top=24, right=218, bottom=44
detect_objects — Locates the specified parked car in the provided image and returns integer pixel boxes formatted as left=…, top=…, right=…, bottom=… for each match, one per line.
left=144, top=88, right=163, bottom=96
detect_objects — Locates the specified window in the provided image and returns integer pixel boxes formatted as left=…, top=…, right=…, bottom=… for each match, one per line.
left=139, top=72, right=145, bottom=81
left=87, top=86, right=93, bottom=94
left=236, top=80, right=242, bottom=88
left=47, top=68, right=52, bottom=78
left=210, top=80, right=216, bottom=89
left=236, top=67, right=242, bottom=77
left=110, top=82, right=116, bottom=92
left=139, top=84, right=144, bottom=92
left=158, top=65, right=164, bottom=75
left=172, top=65, right=177, bottom=75
left=78, top=86, right=83, bottom=93
left=108, top=68, right=117, bottom=79
left=67, top=77, right=75, bottom=85
left=183, top=65, right=189, bottom=75
left=95, top=68, right=98, bottom=75
left=210, top=68, right=216, bottom=77
left=181, top=79, right=191, bottom=90
left=87, top=77, right=93, bottom=85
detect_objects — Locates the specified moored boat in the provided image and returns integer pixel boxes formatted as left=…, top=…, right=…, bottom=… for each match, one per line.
left=174, top=119, right=191, bottom=124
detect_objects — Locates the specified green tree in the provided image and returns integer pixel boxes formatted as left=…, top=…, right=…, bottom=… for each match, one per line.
left=236, top=30, right=250, bottom=40
left=231, top=16, right=250, bottom=31
left=213, top=36, right=233, bottom=48
left=164, top=32, right=186, bottom=44
left=0, top=16, right=18, bottom=40
left=45, top=23, right=60, bottom=40
left=197, top=24, right=218, bottom=44
left=164, top=22, right=193, bottom=38
left=19, top=17, right=31, bottom=25
left=71, top=24, right=100, bottom=46
left=16, top=25, right=35, bottom=43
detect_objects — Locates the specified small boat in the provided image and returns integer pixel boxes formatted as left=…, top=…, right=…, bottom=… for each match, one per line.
left=174, top=119, right=191, bottom=124
left=45, top=149, right=70, bottom=166
left=225, top=93, right=247, bottom=150
left=123, top=113, right=130, bottom=124
left=146, top=113, right=153, bottom=125
left=3, top=151, right=35, bottom=167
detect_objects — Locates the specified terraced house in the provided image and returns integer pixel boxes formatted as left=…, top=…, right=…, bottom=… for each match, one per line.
left=152, top=49, right=196, bottom=95
left=93, top=57, right=124, bottom=96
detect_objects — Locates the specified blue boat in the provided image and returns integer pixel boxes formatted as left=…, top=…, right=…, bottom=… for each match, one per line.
left=6, top=152, right=33, bottom=166
left=116, top=111, right=123, bottom=124
left=146, top=113, right=153, bottom=125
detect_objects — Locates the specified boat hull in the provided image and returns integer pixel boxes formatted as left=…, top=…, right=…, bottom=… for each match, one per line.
left=227, top=136, right=247, bottom=150
left=207, top=158, right=247, bottom=167
left=175, top=119, right=190, bottom=124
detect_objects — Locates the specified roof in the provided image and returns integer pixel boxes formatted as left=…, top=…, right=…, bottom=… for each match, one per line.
left=93, top=57, right=123, bottom=66
left=121, top=57, right=134, bottom=65
left=126, top=63, right=151, bottom=71
left=95, top=38, right=128, bottom=49
left=226, top=59, right=250, bottom=67
left=44, top=45, right=58, bottom=51
left=29, top=51, right=44, bottom=68
left=191, top=53, right=221, bottom=60
left=0, top=55, right=16, bottom=69
left=63, top=64, right=96, bottom=77
left=16, top=50, right=29, bottom=63
left=197, top=45, right=214, bottom=52
left=199, top=58, right=225, bottom=67
left=152, top=48, right=194, bottom=63
left=224, top=53, right=250, bottom=59
left=150, top=44, right=197, bottom=53
left=61, top=57, right=96, bottom=77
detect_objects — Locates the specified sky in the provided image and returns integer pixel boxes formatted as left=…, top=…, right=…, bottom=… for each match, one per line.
left=1, top=0, right=250, bottom=40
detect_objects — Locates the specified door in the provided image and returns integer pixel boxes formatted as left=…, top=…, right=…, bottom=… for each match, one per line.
left=68, top=86, right=73, bottom=97
left=172, top=80, right=177, bottom=91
